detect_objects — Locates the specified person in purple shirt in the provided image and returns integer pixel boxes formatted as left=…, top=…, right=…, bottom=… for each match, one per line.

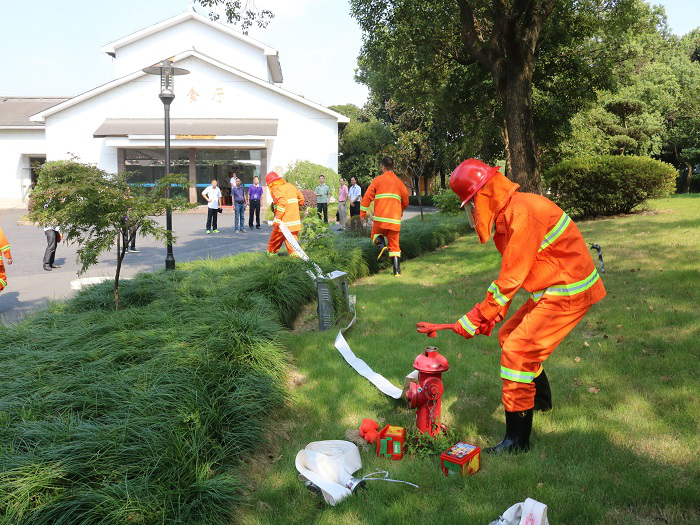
left=248, top=175, right=263, bottom=230
left=231, top=177, right=248, bottom=233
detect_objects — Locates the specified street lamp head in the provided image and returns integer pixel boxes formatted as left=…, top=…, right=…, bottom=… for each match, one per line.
left=142, top=59, right=190, bottom=100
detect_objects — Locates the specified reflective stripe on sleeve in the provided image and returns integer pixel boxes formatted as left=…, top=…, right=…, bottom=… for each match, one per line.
left=458, top=315, right=478, bottom=336
left=0, top=244, right=10, bottom=253
left=374, top=216, right=401, bottom=225
left=375, top=193, right=402, bottom=201
left=539, top=212, right=571, bottom=252
left=273, top=218, right=282, bottom=224
left=500, top=366, right=535, bottom=383
left=360, top=205, right=370, bottom=212
left=487, top=282, right=509, bottom=306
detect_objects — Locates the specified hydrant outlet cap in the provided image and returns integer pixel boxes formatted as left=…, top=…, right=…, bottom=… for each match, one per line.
left=413, top=346, right=449, bottom=372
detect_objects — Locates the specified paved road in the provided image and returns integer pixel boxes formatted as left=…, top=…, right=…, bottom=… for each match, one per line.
left=0, top=206, right=435, bottom=324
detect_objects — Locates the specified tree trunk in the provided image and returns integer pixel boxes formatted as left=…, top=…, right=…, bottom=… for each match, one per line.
left=502, top=71, right=541, bottom=194
left=114, top=232, right=127, bottom=310
left=685, top=162, right=693, bottom=194
left=440, top=168, right=446, bottom=189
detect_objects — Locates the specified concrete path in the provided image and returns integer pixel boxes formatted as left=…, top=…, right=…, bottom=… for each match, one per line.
left=0, top=206, right=436, bottom=324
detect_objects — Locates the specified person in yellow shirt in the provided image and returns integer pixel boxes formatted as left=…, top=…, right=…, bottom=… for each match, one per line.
left=360, top=156, right=409, bottom=275
left=0, top=225, right=13, bottom=292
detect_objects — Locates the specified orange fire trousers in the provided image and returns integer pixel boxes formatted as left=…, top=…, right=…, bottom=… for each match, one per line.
left=371, top=223, right=401, bottom=257
left=267, top=227, right=299, bottom=256
left=0, top=262, right=6, bottom=292
left=497, top=299, right=590, bottom=411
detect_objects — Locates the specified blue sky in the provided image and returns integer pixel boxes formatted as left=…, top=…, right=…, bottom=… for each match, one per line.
left=0, top=0, right=698, bottom=107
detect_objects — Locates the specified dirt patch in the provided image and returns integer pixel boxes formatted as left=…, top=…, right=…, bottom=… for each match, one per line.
left=292, top=302, right=318, bottom=332
left=286, top=369, right=307, bottom=390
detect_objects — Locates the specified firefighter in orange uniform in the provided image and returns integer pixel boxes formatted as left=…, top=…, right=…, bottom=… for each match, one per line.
left=0, top=225, right=13, bottom=292
left=359, top=156, right=409, bottom=276
left=419, top=159, right=606, bottom=454
left=266, top=171, right=305, bottom=257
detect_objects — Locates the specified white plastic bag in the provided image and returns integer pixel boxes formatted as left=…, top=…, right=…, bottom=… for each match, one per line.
left=489, top=498, right=549, bottom=525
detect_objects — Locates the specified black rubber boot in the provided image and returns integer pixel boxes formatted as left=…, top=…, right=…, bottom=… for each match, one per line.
left=533, top=369, right=553, bottom=412
left=375, top=236, right=388, bottom=260
left=392, top=256, right=401, bottom=276
left=485, top=409, right=533, bottom=454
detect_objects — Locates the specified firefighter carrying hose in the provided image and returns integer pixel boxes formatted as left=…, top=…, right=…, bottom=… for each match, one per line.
left=266, top=171, right=305, bottom=257
left=360, top=156, right=409, bottom=276
left=417, top=159, right=606, bottom=454
left=0, top=224, right=12, bottom=292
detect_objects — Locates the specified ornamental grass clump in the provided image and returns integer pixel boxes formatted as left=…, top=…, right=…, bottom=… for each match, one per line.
left=0, top=214, right=468, bottom=524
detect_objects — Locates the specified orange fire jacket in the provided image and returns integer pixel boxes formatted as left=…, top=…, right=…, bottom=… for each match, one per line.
left=271, top=180, right=305, bottom=233
left=0, top=227, right=11, bottom=260
left=474, top=173, right=606, bottom=321
left=359, top=171, right=409, bottom=231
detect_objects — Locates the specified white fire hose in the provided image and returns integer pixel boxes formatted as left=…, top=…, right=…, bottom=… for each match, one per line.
left=295, top=441, right=418, bottom=506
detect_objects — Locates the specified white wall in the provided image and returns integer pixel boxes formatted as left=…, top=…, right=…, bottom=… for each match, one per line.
left=112, top=18, right=270, bottom=81
left=43, top=54, right=339, bottom=177
left=0, top=129, right=45, bottom=207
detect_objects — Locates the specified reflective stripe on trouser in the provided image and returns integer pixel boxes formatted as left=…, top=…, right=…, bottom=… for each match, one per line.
left=267, top=227, right=299, bottom=256
left=496, top=299, right=591, bottom=412
left=0, top=262, right=6, bottom=291
left=371, top=222, right=400, bottom=257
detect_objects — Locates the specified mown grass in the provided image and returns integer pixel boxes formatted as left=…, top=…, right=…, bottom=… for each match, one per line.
left=0, top=214, right=467, bottom=524
left=240, top=195, right=700, bottom=525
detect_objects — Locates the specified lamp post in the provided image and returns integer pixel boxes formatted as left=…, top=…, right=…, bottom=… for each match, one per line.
left=142, top=59, right=190, bottom=270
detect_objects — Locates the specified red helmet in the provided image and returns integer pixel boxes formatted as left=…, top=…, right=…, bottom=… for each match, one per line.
left=265, top=171, right=282, bottom=185
left=449, top=159, right=501, bottom=207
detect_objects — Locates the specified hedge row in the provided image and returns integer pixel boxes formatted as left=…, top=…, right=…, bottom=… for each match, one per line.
left=544, top=155, right=676, bottom=218
left=0, top=214, right=467, bottom=525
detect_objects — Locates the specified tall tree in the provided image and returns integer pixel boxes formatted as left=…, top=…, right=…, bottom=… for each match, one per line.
left=350, top=0, right=665, bottom=193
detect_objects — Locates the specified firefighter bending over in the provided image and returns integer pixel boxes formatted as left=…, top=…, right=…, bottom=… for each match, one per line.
left=420, top=159, right=606, bottom=454
left=266, top=171, right=305, bottom=257
left=0, top=224, right=12, bottom=292
left=360, top=156, right=409, bottom=276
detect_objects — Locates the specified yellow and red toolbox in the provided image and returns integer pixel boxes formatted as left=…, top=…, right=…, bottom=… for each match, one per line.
left=376, top=425, right=406, bottom=460
left=440, top=442, right=481, bottom=476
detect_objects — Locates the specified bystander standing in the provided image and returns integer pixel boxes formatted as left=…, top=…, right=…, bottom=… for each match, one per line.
left=337, top=177, right=348, bottom=230
left=315, top=175, right=330, bottom=223
left=232, top=177, right=248, bottom=233
left=202, top=179, right=222, bottom=234
left=349, top=176, right=362, bottom=217
left=43, top=222, right=61, bottom=271
left=248, top=175, right=263, bottom=229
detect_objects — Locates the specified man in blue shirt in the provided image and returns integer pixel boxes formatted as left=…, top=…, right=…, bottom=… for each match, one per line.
left=232, top=177, right=248, bottom=233
left=248, top=175, right=263, bottom=229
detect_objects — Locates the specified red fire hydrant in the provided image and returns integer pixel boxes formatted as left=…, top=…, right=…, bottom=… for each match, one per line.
left=406, top=346, right=449, bottom=437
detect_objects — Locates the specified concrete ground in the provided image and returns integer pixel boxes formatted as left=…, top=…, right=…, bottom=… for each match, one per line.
left=0, top=206, right=435, bottom=324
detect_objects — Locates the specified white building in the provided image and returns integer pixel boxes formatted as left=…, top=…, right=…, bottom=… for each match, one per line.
left=0, top=6, right=349, bottom=207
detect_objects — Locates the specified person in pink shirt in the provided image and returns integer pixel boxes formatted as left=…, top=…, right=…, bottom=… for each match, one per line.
left=337, top=178, right=349, bottom=230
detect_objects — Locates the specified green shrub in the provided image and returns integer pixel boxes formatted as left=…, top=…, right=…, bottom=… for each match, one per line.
left=432, top=185, right=463, bottom=213
left=285, top=160, right=340, bottom=197
left=299, top=207, right=334, bottom=252
left=543, top=155, right=677, bottom=218
left=408, top=195, right=434, bottom=207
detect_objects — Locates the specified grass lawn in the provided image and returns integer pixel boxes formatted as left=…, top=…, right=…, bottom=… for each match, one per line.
left=240, top=195, right=700, bottom=524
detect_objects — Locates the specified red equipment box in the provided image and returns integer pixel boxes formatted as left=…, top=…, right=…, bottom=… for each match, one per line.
left=440, top=442, right=481, bottom=476
left=376, top=425, right=406, bottom=460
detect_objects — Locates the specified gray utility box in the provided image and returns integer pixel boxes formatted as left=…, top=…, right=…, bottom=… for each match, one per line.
left=316, top=270, right=349, bottom=332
